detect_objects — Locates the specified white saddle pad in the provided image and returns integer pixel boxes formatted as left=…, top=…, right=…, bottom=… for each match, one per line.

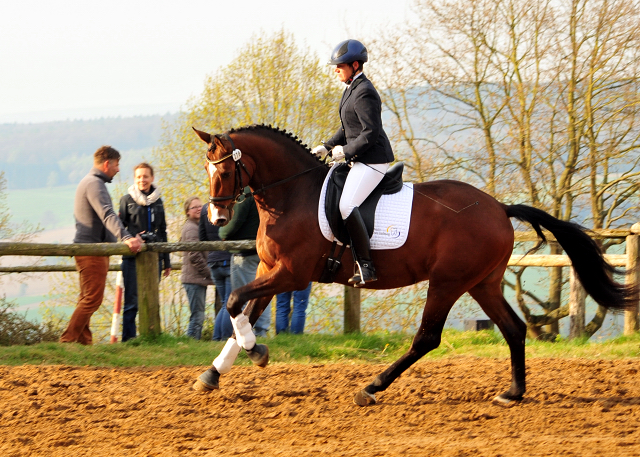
left=318, top=165, right=414, bottom=250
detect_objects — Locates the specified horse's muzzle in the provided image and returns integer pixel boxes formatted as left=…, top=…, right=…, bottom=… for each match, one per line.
left=208, top=203, right=231, bottom=226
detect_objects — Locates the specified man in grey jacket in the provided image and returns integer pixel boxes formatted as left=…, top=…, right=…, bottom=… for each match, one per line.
left=59, top=146, right=143, bottom=344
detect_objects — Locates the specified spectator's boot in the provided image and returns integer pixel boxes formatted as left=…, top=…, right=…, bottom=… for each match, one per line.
left=345, top=207, right=377, bottom=287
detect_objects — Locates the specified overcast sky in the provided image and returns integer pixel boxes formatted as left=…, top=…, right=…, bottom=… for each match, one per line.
left=0, top=0, right=409, bottom=123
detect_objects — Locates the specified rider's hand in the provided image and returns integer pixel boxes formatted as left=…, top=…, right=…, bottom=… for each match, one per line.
left=332, top=145, right=346, bottom=162
left=312, top=145, right=329, bottom=159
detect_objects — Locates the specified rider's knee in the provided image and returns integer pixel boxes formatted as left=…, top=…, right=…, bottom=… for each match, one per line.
left=339, top=202, right=354, bottom=220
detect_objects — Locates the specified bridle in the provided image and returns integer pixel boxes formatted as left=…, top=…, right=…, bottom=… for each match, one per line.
left=205, top=133, right=251, bottom=209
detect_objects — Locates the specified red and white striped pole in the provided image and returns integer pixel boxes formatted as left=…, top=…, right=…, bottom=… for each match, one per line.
left=110, top=271, right=124, bottom=343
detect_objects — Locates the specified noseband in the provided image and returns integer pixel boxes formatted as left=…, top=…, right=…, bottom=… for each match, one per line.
left=206, top=133, right=251, bottom=208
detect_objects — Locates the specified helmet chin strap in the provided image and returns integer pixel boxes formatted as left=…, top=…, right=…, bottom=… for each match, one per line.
left=345, top=63, right=360, bottom=85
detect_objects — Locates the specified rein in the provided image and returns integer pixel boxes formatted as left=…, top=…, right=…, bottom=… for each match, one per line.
left=241, top=163, right=326, bottom=202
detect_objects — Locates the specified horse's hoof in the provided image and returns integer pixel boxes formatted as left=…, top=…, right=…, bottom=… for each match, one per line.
left=193, top=368, right=220, bottom=392
left=246, top=344, right=269, bottom=368
left=353, top=390, right=376, bottom=407
left=193, top=379, right=216, bottom=392
left=493, top=394, right=521, bottom=406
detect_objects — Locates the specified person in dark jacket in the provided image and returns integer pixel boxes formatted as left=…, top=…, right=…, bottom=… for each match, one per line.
left=199, top=204, right=232, bottom=340
left=118, top=162, right=171, bottom=342
left=312, top=39, right=395, bottom=288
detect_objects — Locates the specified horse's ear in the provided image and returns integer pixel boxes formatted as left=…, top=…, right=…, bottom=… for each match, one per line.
left=212, top=134, right=226, bottom=149
left=192, top=127, right=211, bottom=144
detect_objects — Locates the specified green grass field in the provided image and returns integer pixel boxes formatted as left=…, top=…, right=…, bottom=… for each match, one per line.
left=7, top=184, right=76, bottom=230
left=0, top=330, right=638, bottom=367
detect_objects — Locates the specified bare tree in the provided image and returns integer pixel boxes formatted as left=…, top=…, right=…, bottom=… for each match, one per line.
left=369, top=0, right=640, bottom=339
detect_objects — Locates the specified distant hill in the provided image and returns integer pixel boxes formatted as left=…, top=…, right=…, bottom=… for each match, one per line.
left=0, top=115, right=176, bottom=189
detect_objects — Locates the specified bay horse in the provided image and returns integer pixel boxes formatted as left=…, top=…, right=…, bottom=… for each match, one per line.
left=192, top=124, right=634, bottom=406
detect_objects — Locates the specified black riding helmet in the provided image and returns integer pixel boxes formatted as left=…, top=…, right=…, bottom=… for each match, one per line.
left=328, top=39, right=368, bottom=65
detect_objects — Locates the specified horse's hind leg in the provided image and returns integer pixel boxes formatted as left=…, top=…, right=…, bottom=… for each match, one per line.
left=354, top=281, right=464, bottom=406
left=469, top=279, right=527, bottom=404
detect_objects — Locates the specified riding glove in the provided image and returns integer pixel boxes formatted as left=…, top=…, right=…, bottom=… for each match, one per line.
left=312, top=145, right=329, bottom=159
left=331, top=145, right=346, bottom=162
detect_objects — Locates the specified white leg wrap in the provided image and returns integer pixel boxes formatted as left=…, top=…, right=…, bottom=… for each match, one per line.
left=212, top=338, right=242, bottom=374
left=231, top=313, right=256, bottom=350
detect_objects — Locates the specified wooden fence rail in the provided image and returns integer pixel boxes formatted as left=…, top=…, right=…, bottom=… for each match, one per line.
left=1, top=227, right=639, bottom=338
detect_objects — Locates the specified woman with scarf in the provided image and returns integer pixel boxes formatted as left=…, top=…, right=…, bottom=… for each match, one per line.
left=118, top=162, right=171, bottom=341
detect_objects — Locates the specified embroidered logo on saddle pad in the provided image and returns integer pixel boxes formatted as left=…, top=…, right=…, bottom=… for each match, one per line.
left=318, top=164, right=414, bottom=250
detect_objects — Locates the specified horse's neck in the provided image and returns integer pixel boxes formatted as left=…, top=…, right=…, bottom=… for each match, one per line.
left=245, top=143, right=326, bottom=212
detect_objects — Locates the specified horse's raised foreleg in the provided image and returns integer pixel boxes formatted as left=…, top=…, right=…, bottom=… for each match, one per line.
left=469, top=279, right=527, bottom=404
left=193, top=262, right=301, bottom=392
left=354, top=281, right=463, bottom=406
left=242, top=295, right=274, bottom=367
left=225, top=261, right=289, bottom=366
left=193, top=295, right=275, bottom=393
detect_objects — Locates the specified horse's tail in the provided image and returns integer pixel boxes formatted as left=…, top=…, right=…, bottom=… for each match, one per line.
left=505, top=204, right=636, bottom=311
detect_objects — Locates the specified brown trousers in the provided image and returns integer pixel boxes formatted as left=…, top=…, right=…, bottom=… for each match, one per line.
left=59, top=256, right=110, bottom=345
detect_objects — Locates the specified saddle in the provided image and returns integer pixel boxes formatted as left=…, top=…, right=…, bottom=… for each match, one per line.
left=324, top=162, right=404, bottom=246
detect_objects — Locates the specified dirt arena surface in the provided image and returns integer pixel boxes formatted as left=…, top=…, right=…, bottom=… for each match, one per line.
left=0, top=358, right=639, bottom=456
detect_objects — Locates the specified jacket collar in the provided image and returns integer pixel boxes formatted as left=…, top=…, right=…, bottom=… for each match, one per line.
left=340, top=74, right=367, bottom=110
left=91, top=167, right=112, bottom=183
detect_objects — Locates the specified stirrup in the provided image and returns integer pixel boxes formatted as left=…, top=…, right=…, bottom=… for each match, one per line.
left=348, top=261, right=377, bottom=287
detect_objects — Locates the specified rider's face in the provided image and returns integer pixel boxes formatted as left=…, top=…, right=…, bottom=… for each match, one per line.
left=335, top=63, right=355, bottom=83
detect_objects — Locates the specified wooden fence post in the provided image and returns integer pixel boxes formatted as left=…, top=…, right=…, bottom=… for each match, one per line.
left=344, top=286, right=361, bottom=334
left=624, top=223, right=640, bottom=335
left=136, top=251, right=161, bottom=336
left=569, top=267, right=586, bottom=339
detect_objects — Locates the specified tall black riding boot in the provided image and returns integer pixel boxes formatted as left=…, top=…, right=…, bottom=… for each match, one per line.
left=345, top=207, right=377, bottom=287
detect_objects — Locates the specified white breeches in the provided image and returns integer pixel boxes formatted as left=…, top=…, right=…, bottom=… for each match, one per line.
left=339, top=162, right=390, bottom=219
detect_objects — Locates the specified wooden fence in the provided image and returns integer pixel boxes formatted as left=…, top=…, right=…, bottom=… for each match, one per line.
left=1, top=226, right=639, bottom=338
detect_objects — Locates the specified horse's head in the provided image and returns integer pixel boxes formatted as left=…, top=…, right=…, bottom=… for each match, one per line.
left=193, top=127, right=252, bottom=226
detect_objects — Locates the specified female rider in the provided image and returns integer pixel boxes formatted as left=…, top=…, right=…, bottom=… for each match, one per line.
left=312, top=39, right=395, bottom=287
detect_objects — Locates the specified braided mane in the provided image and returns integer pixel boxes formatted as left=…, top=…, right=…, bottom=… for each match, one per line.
left=228, top=124, right=328, bottom=166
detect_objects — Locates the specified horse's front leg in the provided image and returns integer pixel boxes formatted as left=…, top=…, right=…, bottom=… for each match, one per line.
left=225, top=261, right=285, bottom=357
left=239, top=295, right=274, bottom=368
left=193, top=295, right=274, bottom=392
left=193, top=262, right=296, bottom=392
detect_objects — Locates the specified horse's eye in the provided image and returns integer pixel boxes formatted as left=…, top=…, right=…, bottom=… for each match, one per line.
left=221, top=172, right=231, bottom=179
